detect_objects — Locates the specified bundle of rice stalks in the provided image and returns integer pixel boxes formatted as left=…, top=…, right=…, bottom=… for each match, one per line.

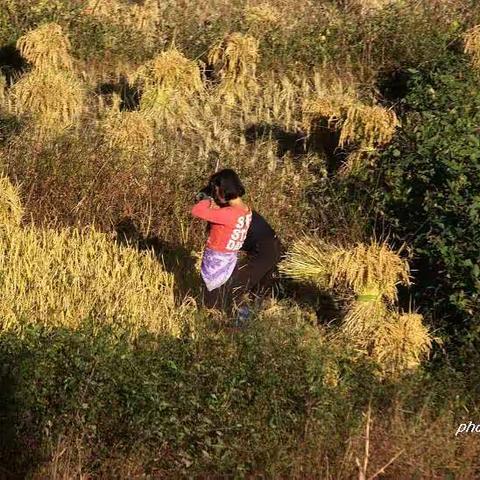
left=17, top=23, right=73, bottom=71
left=465, top=25, right=480, bottom=72
left=0, top=176, right=23, bottom=228
left=304, top=96, right=398, bottom=149
left=100, top=106, right=155, bottom=159
left=281, top=235, right=432, bottom=376
left=207, top=33, right=259, bottom=105
left=9, top=68, right=85, bottom=139
left=372, top=312, right=433, bottom=375
left=133, top=48, right=203, bottom=125
left=280, top=237, right=410, bottom=301
left=341, top=307, right=433, bottom=375
left=0, top=223, right=188, bottom=339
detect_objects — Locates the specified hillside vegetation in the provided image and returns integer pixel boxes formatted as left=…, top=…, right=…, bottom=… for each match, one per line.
left=1, top=0, right=480, bottom=478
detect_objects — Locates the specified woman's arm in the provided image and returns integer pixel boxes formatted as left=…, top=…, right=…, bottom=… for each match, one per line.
left=191, top=199, right=233, bottom=224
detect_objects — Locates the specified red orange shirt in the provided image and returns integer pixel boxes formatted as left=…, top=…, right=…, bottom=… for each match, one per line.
left=191, top=200, right=252, bottom=253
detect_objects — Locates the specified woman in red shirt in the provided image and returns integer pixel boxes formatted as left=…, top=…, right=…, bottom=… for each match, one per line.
left=191, top=169, right=252, bottom=311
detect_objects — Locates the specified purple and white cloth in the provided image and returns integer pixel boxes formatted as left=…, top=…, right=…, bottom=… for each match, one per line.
left=201, top=247, right=238, bottom=292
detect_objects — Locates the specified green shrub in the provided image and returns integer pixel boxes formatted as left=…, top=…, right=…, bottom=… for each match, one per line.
left=376, top=55, right=480, bottom=342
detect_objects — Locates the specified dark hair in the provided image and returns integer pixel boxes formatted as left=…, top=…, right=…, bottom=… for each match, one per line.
left=208, top=169, right=245, bottom=202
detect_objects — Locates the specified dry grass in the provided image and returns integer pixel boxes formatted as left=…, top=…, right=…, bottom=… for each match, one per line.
left=9, top=68, right=85, bottom=139
left=0, top=175, right=23, bottom=228
left=100, top=99, right=156, bottom=160
left=84, top=0, right=160, bottom=45
left=208, top=33, right=260, bottom=105
left=17, top=23, right=73, bottom=71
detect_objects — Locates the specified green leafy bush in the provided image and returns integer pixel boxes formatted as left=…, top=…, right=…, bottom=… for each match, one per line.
left=376, top=55, right=480, bottom=341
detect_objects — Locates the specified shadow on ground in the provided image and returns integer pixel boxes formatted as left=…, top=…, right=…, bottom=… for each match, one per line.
left=244, top=121, right=349, bottom=175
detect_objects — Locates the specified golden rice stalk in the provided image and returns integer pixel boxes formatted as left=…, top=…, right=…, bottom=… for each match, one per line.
left=348, top=0, right=395, bottom=14
left=131, top=0, right=160, bottom=41
left=133, top=49, right=203, bottom=125
left=17, top=23, right=73, bottom=71
left=0, top=176, right=23, bottom=228
left=207, top=33, right=259, bottom=104
left=0, top=223, right=188, bottom=339
left=373, top=312, right=433, bottom=375
left=280, top=237, right=410, bottom=301
left=101, top=107, right=155, bottom=158
left=304, top=95, right=398, bottom=149
left=9, top=68, right=85, bottom=139
left=341, top=297, right=389, bottom=340
left=244, top=3, right=280, bottom=29
left=340, top=104, right=398, bottom=149
left=134, top=48, right=203, bottom=94
left=465, top=25, right=480, bottom=71
left=340, top=306, right=433, bottom=376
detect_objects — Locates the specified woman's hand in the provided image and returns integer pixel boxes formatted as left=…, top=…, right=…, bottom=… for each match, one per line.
left=209, top=199, right=220, bottom=209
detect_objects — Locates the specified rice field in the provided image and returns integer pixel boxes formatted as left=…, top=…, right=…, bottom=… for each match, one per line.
left=0, top=1, right=479, bottom=477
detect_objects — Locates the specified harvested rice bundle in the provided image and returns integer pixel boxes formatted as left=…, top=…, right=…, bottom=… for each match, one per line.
left=133, top=49, right=203, bottom=125
left=0, top=176, right=23, bottom=228
left=280, top=236, right=431, bottom=376
left=340, top=104, right=398, bottom=149
left=465, top=25, right=480, bottom=72
left=17, top=23, right=73, bottom=71
left=208, top=33, right=259, bottom=105
left=280, top=237, right=410, bottom=302
left=304, top=96, right=398, bottom=150
left=372, top=312, right=433, bottom=375
left=9, top=68, right=85, bottom=139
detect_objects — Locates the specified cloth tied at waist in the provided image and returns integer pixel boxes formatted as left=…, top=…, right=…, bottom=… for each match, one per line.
left=201, top=247, right=238, bottom=291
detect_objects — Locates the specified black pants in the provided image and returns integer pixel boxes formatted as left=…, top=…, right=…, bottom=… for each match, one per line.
left=204, top=236, right=283, bottom=312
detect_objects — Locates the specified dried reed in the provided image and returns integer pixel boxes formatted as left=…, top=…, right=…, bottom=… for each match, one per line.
left=17, top=23, right=73, bottom=71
